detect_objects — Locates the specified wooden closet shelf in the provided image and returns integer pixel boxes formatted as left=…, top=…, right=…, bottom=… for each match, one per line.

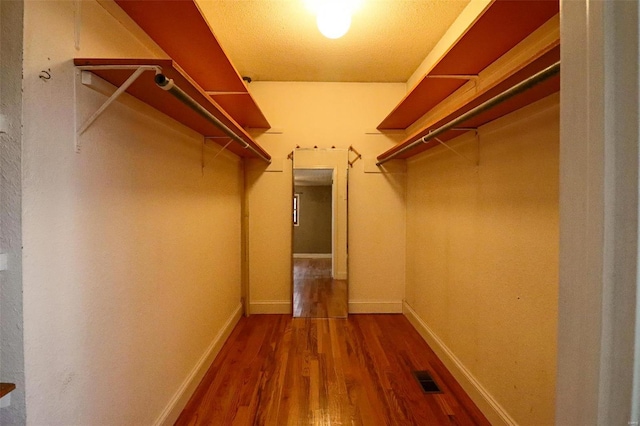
left=113, top=0, right=270, bottom=129
left=377, top=46, right=560, bottom=162
left=378, top=0, right=559, bottom=130
left=0, top=383, right=16, bottom=399
left=74, top=58, right=271, bottom=161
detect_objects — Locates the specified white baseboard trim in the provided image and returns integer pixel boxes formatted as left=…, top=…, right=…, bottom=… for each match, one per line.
left=154, top=303, right=243, bottom=426
left=250, top=300, right=292, bottom=314
left=402, top=301, right=516, bottom=426
left=348, top=300, right=403, bottom=314
left=292, top=253, right=332, bottom=259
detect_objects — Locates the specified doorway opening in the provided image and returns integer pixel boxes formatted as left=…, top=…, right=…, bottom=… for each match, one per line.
left=292, top=169, right=346, bottom=317
left=292, top=148, right=349, bottom=318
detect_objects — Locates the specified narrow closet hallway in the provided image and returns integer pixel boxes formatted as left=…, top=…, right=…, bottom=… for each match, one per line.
left=4, top=0, right=638, bottom=425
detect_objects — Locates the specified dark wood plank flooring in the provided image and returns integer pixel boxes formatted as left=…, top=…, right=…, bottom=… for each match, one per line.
left=175, top=314, right=490, bottom=425
left=293, top=258, right=347, bottom=318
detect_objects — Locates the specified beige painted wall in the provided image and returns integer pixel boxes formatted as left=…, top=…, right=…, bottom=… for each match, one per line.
left=247, top=82, right=407, bottom=314
left=293, top=185, right=332, bottom=254
left=21, top=1, right=243, bottom=423
left=405, top=94, right=559, bottom=425
left=0, top=0, right=26, bottom=422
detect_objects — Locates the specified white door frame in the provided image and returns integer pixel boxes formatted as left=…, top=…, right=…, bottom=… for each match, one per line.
left=557, top=1, right=639, bottom=424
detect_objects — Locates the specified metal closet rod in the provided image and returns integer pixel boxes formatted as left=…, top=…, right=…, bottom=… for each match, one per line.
left=154, top=74, right=271, bottom=163
left=376, top=61, right=561, bottom=166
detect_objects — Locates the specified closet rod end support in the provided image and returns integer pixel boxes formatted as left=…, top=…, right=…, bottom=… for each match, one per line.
left=155, top=74, right=174, bottom=91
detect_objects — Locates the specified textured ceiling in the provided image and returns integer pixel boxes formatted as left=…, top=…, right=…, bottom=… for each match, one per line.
left=196, top=0, right=470, bottom=83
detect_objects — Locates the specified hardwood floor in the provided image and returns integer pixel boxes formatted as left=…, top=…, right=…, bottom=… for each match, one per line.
left=293, top=258, right=347, bottom=318
left=175, top=315, right=490, bottom=425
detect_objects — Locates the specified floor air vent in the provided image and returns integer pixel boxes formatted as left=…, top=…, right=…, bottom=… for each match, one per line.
left=412, top=370, right=442, bottom=394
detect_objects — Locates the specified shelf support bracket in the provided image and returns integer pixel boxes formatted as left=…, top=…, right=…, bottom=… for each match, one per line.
left=203, top=136, right=234, bottom=169
left=348, top=145, right=362, bottom=168
left=424, top=74, right=479, bottom=81
left=205, top=91, right=249, bottom=96
left=432, top=136, right=478, bottom=166
left=447, top=128, right=480, bottom=164
left=75, top=65, right=161, bottom=152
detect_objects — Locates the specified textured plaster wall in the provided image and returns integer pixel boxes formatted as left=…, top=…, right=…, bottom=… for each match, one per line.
left=247, top=82, right=407, bottom=314
left=20, top=1, right=243, bottom=423
left=0, top=0, right=26, bottom=423
left=293, top=185, right=332, bottom=254
left=405, top=95, right=559, bottom=425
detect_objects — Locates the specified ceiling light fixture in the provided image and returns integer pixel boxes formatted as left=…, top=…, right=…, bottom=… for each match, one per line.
left=316, top=5, right=351, bottom=39
left=305, top=0, right=363, bottom=39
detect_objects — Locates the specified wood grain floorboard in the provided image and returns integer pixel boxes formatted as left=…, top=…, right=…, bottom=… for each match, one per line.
left=175, top=314, right=490, bottom=426
left=293, top=258, right=347, bottom=318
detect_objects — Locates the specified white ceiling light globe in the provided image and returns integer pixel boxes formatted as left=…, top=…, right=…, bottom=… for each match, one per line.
left=316, top=8, right=351, bottom=39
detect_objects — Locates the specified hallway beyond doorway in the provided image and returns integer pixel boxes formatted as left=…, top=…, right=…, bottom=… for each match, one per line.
left=293, top=258, right=347, bottom=318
